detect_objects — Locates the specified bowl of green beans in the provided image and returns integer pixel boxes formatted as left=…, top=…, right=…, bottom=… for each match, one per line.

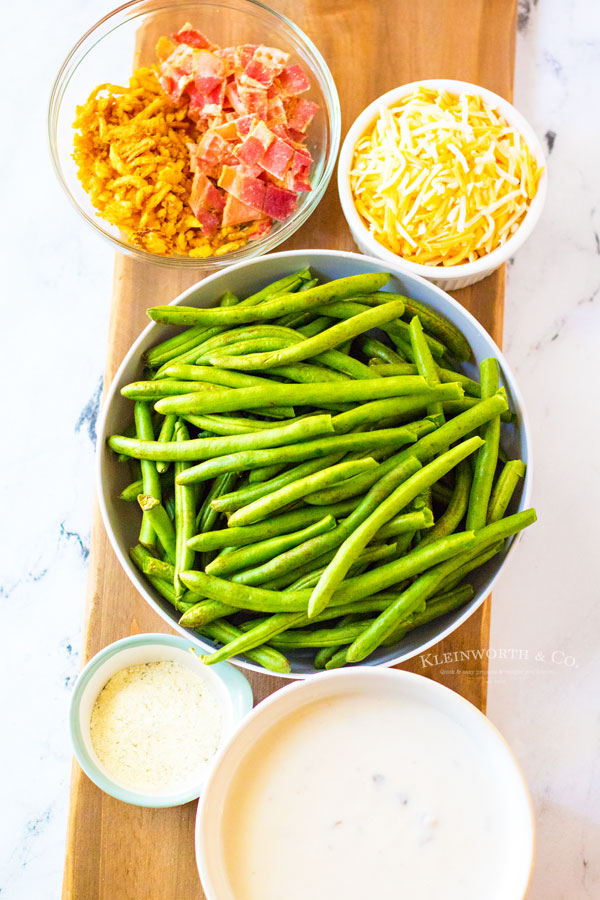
left=98, top=249, right=534, bottom=677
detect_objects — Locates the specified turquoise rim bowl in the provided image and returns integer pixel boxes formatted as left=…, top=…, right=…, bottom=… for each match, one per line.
left=69, top=633, right=253, bottom=807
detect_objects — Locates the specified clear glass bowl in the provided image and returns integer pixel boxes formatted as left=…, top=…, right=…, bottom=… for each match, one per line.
left=48, top=0, right=341, bottom=269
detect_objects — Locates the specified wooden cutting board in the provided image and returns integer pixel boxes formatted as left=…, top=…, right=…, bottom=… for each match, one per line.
left=63, top=1, right=516, bottom=897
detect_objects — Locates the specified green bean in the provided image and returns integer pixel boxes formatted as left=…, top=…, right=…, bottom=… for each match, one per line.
left=134, top=401, right=162, bottom=547
left=436, top=542, right=504, bottom=594
left=467, top=359, right=501, bottom=530
left=270, top=619, right=372, bottom=649
left=219, top=291, right=238, bottom=307
left=318, top=300, right=447, bottom=359
left=242, top=269, right=312, bottom=304
left=203, top=611, right=307, bottom=664
left=207, top=301, right=406, bottom=370
left=173, top=421, right=196, bottom=599
left=156, top=366, right=292, bottom=417
left=129, top=545, right=195, bottom=614
left=145, top=324, right=213, bottom=368
left=224, top=456, right=421, bottom=586
left=179, top=599, right=237, bottom=627
left=409, top=315, right=444, bottom=421
left=331, top=387, right=462, bottom=434
left=142, top=557, right=175, bottom=580
left=345, top=509, right=536, bottom=661
left=418, top=459, right=472, bottom=546
left=177, top=426, right=419, bottom=485
left=376, top=583, right=477, bottom=649
left=163, top=492, right=176, bottom=523
left=314, top=617, right=357, bottom=669
left=108, top=414, right=334, bottom=462
left=296, top=315, right=333, bottom=336
left=239, top=541, right=399, bottom=589
left=281, top=544, right=400, bottom=592
left=308, top=436, right=483, bottom=617
left=269, top=363, right=352, bottom=384
left=198, top=620, right=291, bottom=674
left=196, top=472, right=238, bottom=534
left=147, top=273, right=390, bottom=327
left=212, top=453, right=346, bottom=513
left=247, top=462, right=287, bottom=483
left=370, top=362, right=481, bottom=398
left=358, top=336, right=407, bottom=366
left=123, top=380, right=224, bottom=401
left=137, top=496, right=177, bottom=563
left=443, top=396, right=515, bottom=424
left=180, top=531, right=476, bottom=614
left=228, top=458, right=379, bottom=528
left=187, top=500, right=358, bottom=552
left=155, top=376, right=435, bottom=417
left=302, top=391, right=508, bottom=505
left=183, top=414, right=286, bottom=436
left=144, top=271, right=310, bottom=368
left=377, top=508, right=434, bottom=540
left=155, top=414, right=176, bottom=474
left=371, top=293, right=472, bottom=361
left=207, top=516, right=337, bottom=577
left=119, top=478, right=144, bottom=501
left=487, top=460, right=526, bottom=523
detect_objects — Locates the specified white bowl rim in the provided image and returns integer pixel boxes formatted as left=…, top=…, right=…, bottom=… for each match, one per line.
left=337, top=78, right=548, bottom=280
left=69, top=632, right=253, bottom=807
left=194, top=667, right=536, bottom=900
left=96, top=247, right=533, bottom=679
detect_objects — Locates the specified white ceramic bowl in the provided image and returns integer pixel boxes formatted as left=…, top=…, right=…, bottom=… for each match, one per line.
left=338, top=79, right=547, bottom=290
left=195, top=668, right=535, bottom=900
left=97, top=248, right=532, bottom=678
left=69, top=633, right=252, bottom=806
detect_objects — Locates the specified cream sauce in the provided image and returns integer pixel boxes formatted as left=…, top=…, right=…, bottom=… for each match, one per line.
left=222, top=692, right=506, bottom=900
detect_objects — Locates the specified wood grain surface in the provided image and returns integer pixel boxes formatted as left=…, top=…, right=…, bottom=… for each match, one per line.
left=63, top=1, right=516, bottom=897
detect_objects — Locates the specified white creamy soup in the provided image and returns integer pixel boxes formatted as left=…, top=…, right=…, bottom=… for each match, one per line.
left=221, top=691, right=507, bottom=900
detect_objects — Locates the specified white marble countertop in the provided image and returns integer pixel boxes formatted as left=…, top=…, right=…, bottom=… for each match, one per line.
left=1, top=0, right=599, bottom=896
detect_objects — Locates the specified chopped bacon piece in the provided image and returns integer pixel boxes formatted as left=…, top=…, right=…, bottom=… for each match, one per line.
left=263, top=183, right=296, bottom=220
left=234, top=44, right=258, bottom=70
left=291, top=146, right=313, bottom=174
left=233, top=114, right=258, bottom=136
left=172, top=24, right=212, bottom=49
left=266, top=96, right=287, bottom=127
left=160, top=26, right=318, bottom=239
left=218, top=165, right=267, bottom=210
left=238, top=120, right=275, bottom=165
left=211, top=120, right=239, bottom=140
left=194, top=129, right=237, bottom=166
left=286, top=98, right=319, bottom=132
left=237, top=81, right=268, bottom=119
left=277, top=64, right=311, bottom=96
left=222, top=194, right=262, bottom=226
left=259, top=138, right=294, bottom=179
left=189, top=49, right=226, bottom=94
left=189, top=172, right=226, bottom=215
left=225, top=81, right=247, bottom=116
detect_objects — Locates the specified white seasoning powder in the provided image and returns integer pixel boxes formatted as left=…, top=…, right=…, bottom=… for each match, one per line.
left=90, top=660, right=222, bottom=793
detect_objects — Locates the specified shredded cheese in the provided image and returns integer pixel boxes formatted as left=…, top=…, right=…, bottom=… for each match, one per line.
left=90, top=660, right=222, bottom=794
left=350, top=86, right=544, bottom=266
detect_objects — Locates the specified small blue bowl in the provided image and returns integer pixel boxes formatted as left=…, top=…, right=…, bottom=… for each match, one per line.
left=69, top=633, right=253, bottom=807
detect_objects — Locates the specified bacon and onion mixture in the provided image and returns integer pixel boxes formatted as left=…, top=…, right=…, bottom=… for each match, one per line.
left=73, top=25, right=319, bottom=257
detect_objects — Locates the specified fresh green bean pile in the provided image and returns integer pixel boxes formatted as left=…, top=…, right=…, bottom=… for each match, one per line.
left=109, top=267, right=535, bottom=674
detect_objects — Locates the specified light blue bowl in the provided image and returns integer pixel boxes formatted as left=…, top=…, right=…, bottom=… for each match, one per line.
left=69, top=633, right=253, bottom=807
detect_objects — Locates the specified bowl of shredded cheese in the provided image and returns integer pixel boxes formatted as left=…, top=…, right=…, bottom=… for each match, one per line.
left=338, top=80, right=546, bottom=289
left=70, top=633, right=252, bottom=806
